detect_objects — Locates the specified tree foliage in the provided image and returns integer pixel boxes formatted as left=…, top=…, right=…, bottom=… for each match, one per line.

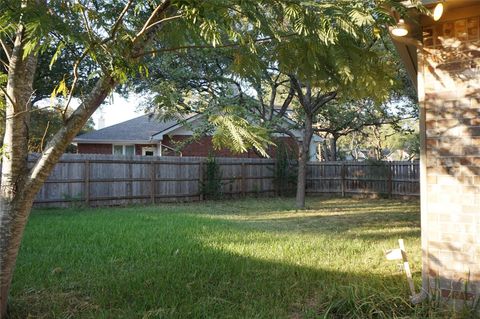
left=0, top=0, right=423, bottom=315
left=339, top=119, right=420, bottom=161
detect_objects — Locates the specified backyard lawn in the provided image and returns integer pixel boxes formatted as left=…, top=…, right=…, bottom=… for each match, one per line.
left=9, top=197, right=430, bottom=318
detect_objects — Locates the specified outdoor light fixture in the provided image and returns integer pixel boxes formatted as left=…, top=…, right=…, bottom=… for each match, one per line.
left=433, top=3, right=444, bottom=21
left=391, top=19, right=408, bottom=37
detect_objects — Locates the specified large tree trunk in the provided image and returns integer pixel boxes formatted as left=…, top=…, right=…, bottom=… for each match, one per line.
left=0, top=24, right=38, bottom=317
left=296, top=115, right=313, bottom=209
left=0, top=2, right=171, bottom=316
left=0, top=29, right=116, bottom=315
left=0, top=74, right=116, bottom=318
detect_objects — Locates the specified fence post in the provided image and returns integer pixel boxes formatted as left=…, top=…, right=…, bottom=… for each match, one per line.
left=150, top=161, right=155, bottom=204
left=127, top=161, right=133, bottom=203
left=387, top=163, right=393, bottom=197
left=84, top=160, right=90, bottom=206
left=198, top=161, right=204, bottom=201
left=340, top=163, right=346, bottom=197
left=241, top=162, right=246, bottom=197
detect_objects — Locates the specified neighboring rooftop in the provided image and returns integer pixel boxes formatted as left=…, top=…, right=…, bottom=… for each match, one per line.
left=74, top=114, right=182, bottom=142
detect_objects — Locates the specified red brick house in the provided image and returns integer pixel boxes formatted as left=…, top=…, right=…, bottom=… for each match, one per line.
left=74, top=114, right=321, bottom=159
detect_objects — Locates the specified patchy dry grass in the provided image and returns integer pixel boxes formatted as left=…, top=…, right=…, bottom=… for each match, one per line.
left=8, top=197, right=472, bottom=318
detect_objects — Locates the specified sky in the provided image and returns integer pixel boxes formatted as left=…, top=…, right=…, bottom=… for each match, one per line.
left=37, top=93, right=146, bottom=130
left=91, top=93, right=145, bottom=129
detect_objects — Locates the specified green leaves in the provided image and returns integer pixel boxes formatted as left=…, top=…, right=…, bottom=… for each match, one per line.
left=210, top=108, right=274, bottom=157
left=0, top=73, right=7, bottom=86
left=199, top=20, right=221, bottom=47
left=49, top=42, right=65, bottom=70
left=50, top=77, right=68, bottom=101
left=0, top=0, right=417, bottom=159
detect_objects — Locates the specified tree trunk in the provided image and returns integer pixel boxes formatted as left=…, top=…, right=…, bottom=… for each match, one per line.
left=331, top=135, right=338, bottom=161
left=0, top=75, right=116, bottom=318
left=0, top=2, right=170, bottom=316
left=0, top=23, right=38, bottom=317
left=0, top=34, right=116, bottom=317
left=296, top=115, right=313, bottom=209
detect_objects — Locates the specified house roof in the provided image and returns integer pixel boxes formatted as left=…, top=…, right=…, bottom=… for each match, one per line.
left=74, top=111, right=321, bottom=144
left=74, top=114, right=187, bottom=143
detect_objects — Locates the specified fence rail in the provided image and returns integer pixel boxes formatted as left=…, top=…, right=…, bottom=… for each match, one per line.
left=29, top=154, right=419, bottom=207
left=306, top=161, right=419, bottom=197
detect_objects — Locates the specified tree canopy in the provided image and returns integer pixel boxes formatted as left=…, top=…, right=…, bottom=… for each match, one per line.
left=0, top=0, right=424, bottom=315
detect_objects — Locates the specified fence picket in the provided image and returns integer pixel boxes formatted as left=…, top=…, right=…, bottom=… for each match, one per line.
left=24, top=154, right=419, bottom=207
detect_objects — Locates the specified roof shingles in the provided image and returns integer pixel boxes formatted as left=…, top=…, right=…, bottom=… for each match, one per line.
left=74, top=114, right=178, bottom=142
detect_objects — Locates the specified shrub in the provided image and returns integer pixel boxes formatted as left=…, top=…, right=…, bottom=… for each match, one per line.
left=272, top=142, right=297, bottom=196
left=201, top=154, right=223, bottom=199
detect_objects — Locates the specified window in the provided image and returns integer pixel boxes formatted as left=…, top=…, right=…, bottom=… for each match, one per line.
left=142, top=147, right=156, bottom=156
left=113, top=145, right=123, bottom=155
left=112, top=144, right=135, bottom=156
left=125, top=145, right=135, bottom=156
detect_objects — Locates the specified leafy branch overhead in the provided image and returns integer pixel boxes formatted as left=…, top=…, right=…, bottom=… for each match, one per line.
left=0, top=1, right=420, bottom=314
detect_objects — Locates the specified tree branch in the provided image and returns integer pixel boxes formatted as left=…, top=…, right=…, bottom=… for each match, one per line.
left=62, top=47, right=91, bottom=119
left=144, top=14, right=183, bottom=32
left=26, top=75, right=117, bottom=196
left=4, top=104, right=63, bottom=120
left=311, top=91, right=337, bottom=114
left=275, top=86, right=295, bottom=120
left=0, top=39, right=11, bottom=62
left=39, top=120, right=50, bottom=153
left=134, top=0, right=171, bottom=41
left=0, top=87, right=17, bottom=110
left=289, top=76, right=305, bottom=109
left=133, top=34, right=297, bottom=59
left=80, top=5, right=96, bottom=42
left=101, top=0, right=134, bottom=44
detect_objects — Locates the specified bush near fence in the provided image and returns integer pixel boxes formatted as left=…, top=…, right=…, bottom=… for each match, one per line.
left=28, top=154, right=419, bottom=207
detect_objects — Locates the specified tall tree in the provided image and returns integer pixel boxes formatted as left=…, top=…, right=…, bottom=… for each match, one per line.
left=339, top=119, right=420, bottom=161
left=0, top=0, right=421, bottom=314
left=0, top=0, right=326, bottom=314
left=314, top=98, right=416, bottom=161
left=247, top=39, right=403, bottom=208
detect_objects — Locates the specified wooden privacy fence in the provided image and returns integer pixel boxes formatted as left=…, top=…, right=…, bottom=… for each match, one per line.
left=307, top=161, right=419, bottom=197
left=31, top=154, right=419, bottom=207
left=33, top=154, right=277, bottom=207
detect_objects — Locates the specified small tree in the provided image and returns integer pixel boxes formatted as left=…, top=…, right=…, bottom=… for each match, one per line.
left=201, top=154, right=223, bottom=200
left=272, top=142, right=297, bottom=196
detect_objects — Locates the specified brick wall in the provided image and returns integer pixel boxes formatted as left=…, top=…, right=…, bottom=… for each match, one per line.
left=77, top=138, right=299, bottom=158
left=78, top=143, right=159, bottom=156
left=421, top=14, right=480, bottom=300
left=162, top=135, right=298, bottom=158
left=77, top=143, right=112, bottom=154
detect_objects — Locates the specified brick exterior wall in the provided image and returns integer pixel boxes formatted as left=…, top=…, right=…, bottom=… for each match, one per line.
left=421, top=13, right=480, bottom=300
left=162, top=135, right=298, bottom=158
left=77, top=143, right=112, bottom=154
left=77, top=143, right=157, bottom=155
left=77, top=138, right=299, bottom=158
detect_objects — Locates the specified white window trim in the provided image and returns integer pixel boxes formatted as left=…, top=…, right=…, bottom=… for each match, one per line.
left=142, top=146, right=157, bottom=156
left=112, top=144, right=135, bottom=156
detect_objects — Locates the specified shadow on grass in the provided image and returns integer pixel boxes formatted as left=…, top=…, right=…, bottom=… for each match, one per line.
left=10, top=207, right=427, bottom=319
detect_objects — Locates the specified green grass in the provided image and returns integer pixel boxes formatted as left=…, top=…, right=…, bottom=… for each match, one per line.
left=7, top=197, right=472, bottom=318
